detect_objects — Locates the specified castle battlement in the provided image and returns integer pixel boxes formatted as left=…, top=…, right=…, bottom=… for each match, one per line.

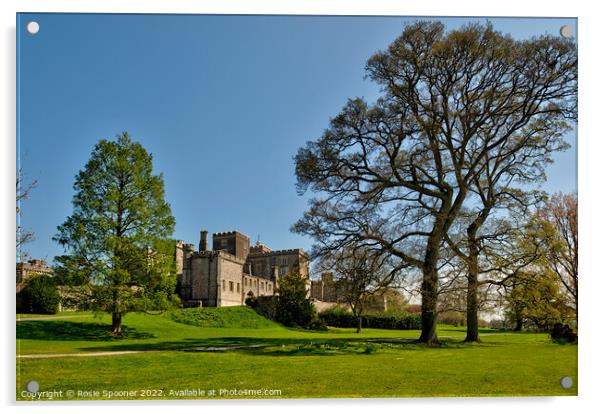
left=249, top=248, right=308, bottom=258
left=191, top=249, right=246, bottom=264
left=213, top=230, right=250, bottom=239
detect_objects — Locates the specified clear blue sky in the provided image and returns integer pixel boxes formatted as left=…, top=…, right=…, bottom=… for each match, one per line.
left=17, top=14, right=577, bottom=264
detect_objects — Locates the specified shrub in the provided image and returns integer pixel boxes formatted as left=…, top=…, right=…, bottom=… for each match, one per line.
left=23, top=274, right=60, bottom=314
left=438, top=311, right=465, bottom=327
left=307, top=316, right=328, bottom=331
left=319, top=307, right=421, bottom=330
left=246, top=273, right=319, bottom=329
left=550, top=323, right=577, bottom=344
left=246, top=295, right=278, bottom=321
left=318, top=306, right=357, bottom=327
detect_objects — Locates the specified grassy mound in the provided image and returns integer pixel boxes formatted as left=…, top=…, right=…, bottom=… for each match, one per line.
left=168, top=306, right=278, bottom=329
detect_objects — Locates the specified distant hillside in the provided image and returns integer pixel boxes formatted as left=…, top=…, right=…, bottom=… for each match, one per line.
left=168, top=306, right=278, bottom=329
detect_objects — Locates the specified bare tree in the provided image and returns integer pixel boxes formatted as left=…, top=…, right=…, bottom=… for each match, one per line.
left=319, top=246, right=399, bottom=333
left=16, top=169, right=38, bottom=259
left=293, top=21, right=577, bottom=343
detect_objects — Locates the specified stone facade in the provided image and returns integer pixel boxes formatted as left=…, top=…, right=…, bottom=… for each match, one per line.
left=176, top=230, right=309, bottom=307
left=16, top=259, right=54, bottom=284
left=310, top=272, right=390, bottom=313
left=310, top=272, right=343, bottom=302
left=16, top=259, right=54, bottom=312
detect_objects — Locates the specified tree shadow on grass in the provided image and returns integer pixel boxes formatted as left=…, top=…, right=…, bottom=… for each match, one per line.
left=17, top=320, right=155, bottom=341
left=78, top=335, right=498, bottom=356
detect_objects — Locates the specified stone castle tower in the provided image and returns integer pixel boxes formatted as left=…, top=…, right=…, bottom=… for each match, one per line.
left=175, top=230, right=309, bottom=307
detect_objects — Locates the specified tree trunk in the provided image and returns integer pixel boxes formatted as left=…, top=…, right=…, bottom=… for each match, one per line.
left=356, top=314, right=363, bottom=333
left=513, top=314, right=523, bottom=332
left=419, top=262, right=439, bottom=344
left=112, top=312, right=122, bottom=335
left=465, top=284, right=480, bottom=342
left=465, top=229, right=481, bottom=343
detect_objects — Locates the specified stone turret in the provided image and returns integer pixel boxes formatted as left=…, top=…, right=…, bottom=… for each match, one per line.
left=199, top=230, right=209, bottom=252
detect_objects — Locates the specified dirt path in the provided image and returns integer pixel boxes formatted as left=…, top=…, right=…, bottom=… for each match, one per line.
left=18, top=350, right=144, bottom=359
left=17, top=314, right=93, bottom=321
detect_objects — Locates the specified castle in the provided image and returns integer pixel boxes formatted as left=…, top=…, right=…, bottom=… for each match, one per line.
left=175, top=230, right=310, bottom=307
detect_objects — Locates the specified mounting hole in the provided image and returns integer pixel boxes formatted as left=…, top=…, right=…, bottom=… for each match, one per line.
left=26, top=380, right=39, bottom=393
left=26, top=21, right=40, bottom=34
left=560, top=376, right=573, bottom=389
left=559, top=25, right=573, bottom=38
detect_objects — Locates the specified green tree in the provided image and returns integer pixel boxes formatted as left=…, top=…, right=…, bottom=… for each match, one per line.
left=54, top=132, right=178, bottom=335
left=23, top=274, right=60, bottom=314
left=504, top=269, right=566, bottom=331
left=275, top=272, right=315, bottom=328
left=533, top=193, right=578, bottom=321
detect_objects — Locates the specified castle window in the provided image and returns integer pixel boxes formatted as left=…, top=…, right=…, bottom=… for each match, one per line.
left=237, top=283, right=240, bottom=293
left=222, top=280, right=226, bottom=290
left=244, top=278, right=248, bottom=286
left=281, top=257, right=288, bottom=266
left=221, top=239, right=228, bottom=247
left=261, top=281, right=264, bottom=290
left=229, top=281, right=234, bottom=292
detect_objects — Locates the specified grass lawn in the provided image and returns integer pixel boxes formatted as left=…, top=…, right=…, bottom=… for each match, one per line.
left=16, top=307, right=577, bottom=400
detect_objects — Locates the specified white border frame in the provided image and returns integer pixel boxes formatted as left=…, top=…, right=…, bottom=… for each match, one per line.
left=3, top=1, right=600, bottom=413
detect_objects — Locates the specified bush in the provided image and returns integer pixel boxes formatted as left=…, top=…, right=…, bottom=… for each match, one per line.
left=23, top=274, right=60, bottom=314
left=246, top=273, right=319, bottom=329
left=246, top=295, right=278, bottom=321
left=550, top=323, right=577, bottom=344
left=308, top=316, right=328, bottom=331
left=319, top=306, right=421, bottom=330
left=318, top=306, right=356, bottom=327
left=438, top=311, right=465, bottom=327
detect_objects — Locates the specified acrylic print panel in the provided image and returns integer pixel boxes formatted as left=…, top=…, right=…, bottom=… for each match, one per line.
left=16, top=13, right=578, bottom=401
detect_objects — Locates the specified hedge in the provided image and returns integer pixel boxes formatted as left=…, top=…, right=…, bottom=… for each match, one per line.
left=319, top=306, right=421, bottom=330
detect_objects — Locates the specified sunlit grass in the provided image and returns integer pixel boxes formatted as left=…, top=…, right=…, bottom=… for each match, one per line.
left=16, top=308, right=577, bottom=399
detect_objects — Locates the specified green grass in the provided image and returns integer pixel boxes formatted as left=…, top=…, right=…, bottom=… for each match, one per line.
left=16, top=307, right=577, bottom=400
left=168, top=306, right=279, bottom=328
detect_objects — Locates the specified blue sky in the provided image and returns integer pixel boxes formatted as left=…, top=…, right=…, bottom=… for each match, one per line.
left=16, top=14, right=577, bottom=264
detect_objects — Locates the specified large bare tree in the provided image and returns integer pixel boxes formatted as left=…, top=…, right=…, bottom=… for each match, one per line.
left=293, top=21, right=577, bottom=344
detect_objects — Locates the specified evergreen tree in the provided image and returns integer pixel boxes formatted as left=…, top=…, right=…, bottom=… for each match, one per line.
left=275, top=272, right=314, bottom=328
left=54, top=132, right=178, bottom=334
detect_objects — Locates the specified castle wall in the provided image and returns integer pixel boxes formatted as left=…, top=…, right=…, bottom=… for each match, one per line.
left=189, top=254, right=210, bottom=304
left=247, top=249, right=309, bottom=281
left=216, top=253, right=245, bottom=307
left=243, top=274, right=274, bottom=298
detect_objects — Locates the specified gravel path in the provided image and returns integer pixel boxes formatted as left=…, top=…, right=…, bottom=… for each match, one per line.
left=17, top=314, right=93, bottom=321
